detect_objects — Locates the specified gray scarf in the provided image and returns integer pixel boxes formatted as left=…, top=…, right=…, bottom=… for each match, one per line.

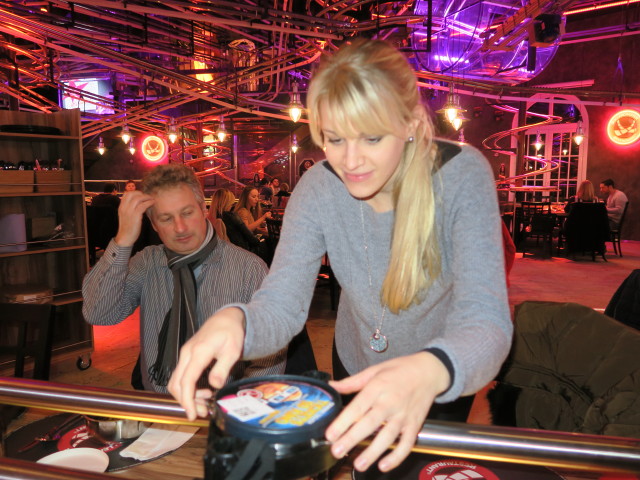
left=148, top=221, right=217, bottom=387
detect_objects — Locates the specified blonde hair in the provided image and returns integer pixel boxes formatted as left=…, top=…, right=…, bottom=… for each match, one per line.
left=307, top=39, right=440, bottom=313
left=236, top=185, right=264, bottom=221
left=577, top=180, right=595, bottom=202
left=209, top=188, right=235, bottom=220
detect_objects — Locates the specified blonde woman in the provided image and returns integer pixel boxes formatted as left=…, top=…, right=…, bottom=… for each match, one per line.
left=235, top=185, right=272, bottom=233
left=169, top=40, right=511, bottom=473
left=564, top=179, right=598, bottom=214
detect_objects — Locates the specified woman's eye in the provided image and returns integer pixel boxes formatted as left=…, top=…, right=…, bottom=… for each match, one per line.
left=365, top=136, right=382, bottom=144
left=326, top=138, right=342, bottom=145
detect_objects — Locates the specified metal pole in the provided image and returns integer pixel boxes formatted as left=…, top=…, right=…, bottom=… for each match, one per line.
left=0, top=377, right=207, bottom=427
left=1, top=378, right=639, bottom=473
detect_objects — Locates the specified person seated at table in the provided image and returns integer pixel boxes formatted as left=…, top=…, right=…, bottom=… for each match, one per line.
left=600, top=178, right=628, bottom=230
left=168, top=39, right=511, bottom=473
left=274, top=182, right=291, bottom=208
left=564, top=179, right=598, bottom=214
left=209, top=189, right=270, bottom=262
left=91, top=182, right=120, bottom=208
left=235, top=185, right=272, bottom=235
left=124, top=179, right=137, bottom=192
left=82, top=164, right=285, bottom=393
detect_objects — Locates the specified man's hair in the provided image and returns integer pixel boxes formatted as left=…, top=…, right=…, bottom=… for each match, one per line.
left=103, top=182, right=117, bottom=193
left=141, top=164, right=204, bottom=204
left=601, top=178, right=615, bottom=188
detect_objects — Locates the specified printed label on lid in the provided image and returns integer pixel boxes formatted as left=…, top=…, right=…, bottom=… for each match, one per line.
left=218, top=381, right=335, bottom=430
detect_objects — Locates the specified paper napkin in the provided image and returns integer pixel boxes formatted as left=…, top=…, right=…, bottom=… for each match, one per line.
left=119, top=424, right=199, bottom=461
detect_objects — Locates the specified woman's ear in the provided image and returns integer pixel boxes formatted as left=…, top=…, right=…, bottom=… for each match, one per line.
left=408, top=104, right=428, bottom=139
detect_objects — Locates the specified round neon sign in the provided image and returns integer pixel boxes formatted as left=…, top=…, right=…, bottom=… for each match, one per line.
left=141, top=135, right=167, bottom=162
left=607, top=109, right=640, bottom=146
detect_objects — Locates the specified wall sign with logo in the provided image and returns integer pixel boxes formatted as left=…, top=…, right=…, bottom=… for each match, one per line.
left=607, top=109, right=640, bottom=146
left=141, top=135, right=167, bottom=163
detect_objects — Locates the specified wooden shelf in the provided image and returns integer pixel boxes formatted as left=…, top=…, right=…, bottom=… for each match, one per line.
left=0, top=109, right=92, bottom=374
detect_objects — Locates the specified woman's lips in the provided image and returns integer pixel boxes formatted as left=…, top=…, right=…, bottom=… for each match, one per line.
left=344, top=171, right=372, bottom=183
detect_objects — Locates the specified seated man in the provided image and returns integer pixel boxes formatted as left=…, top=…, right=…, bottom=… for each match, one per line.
left=91, top=182, right=121, bottom=208
left=600, top=178, right=628, bottom=230
left=83, top=164, right=285, bottom=393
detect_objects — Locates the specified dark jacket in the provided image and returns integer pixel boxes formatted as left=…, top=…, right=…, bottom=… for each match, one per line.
left=222, top=211, right=261, bottom=252
left=489, top=301, right=640, bottom=438
left=605, top=269, right=640, bottom=331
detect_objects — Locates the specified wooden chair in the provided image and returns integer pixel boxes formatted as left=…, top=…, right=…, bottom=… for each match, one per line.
left=610, top=201, right=629, bottom=257
left=564, top=202, right=609, bottom=261
left=520, top=206, right=557, bottom=257
left=0, top=302, right=55, bottom=380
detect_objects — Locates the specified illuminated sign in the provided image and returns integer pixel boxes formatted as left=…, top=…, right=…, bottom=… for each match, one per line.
left=607, top=109, right=640, bottom=146
left=141, top=135, right=167, bottom=163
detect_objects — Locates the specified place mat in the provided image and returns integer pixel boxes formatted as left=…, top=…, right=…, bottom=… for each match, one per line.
left=352, top=452, right=566, bottom=480
left=4, top=413, right=180, bottom=472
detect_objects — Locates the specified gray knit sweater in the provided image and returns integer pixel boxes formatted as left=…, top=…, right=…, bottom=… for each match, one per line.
left=235, top=140, right=512, bottom=403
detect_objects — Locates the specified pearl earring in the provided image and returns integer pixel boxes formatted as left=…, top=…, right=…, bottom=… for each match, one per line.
left=407, top=136, right=414, bottom=143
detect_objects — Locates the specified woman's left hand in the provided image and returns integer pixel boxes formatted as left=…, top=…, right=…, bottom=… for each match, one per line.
left=326, top=351, right=450, bottom=473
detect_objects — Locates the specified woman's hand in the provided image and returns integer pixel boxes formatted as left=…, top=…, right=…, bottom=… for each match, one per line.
left=168, top=307, right=246, bottom=421
left=263, top=211, right=273, bottom=221
left=326, top=351, right=450, bottom=473
left=114, top=191, right=155, bottom=247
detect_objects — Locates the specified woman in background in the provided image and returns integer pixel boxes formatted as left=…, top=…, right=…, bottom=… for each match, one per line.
left=124, top=180, right=137, bottom=192
left=564, top=179, right=598, bottom=214
left=235, top=185, right=271, bottom=234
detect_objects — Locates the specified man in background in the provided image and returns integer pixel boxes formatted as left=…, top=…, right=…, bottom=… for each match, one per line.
left=83, top=164, right=285, bottom=392
left=600, top=178, right=628, bottom=230
left=91, top=182, right=120, bottom=208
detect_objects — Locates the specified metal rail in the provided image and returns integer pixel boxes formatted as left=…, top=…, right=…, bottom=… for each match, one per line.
left=1, top=377, right=639, bottom=475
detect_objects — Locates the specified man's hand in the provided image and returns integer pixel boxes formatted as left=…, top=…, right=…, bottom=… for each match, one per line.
left=168, top=307, right=246, bottom=421
left=114, top=191, right=155, bottom=247
left=326, top=351, right=450, bottom=473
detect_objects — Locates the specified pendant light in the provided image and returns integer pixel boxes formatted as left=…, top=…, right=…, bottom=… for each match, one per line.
left=167, top=118, right=178, bottom=144
left=217, top=117, right=227, bottom=142
left=534, top=131, right=543, bottom=152
left=128, top=139, right=136, bottom=155
left=288, top=82, right=304, bottom=123
left=437, top=84, right=465, bottom=124
left=291, top=134, right=299, bottom=153
left=98, top=137, right=105, bottom=155
left=574, top=120, right=585, bottom=146
left=121, top=124, right=131, bottom=144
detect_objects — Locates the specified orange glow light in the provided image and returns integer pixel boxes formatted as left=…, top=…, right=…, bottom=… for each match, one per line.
left=607, top=109, right=640, bottom=146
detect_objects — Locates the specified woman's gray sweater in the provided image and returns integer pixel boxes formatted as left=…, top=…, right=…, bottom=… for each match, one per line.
left=233, top=140, right=513, bottom=403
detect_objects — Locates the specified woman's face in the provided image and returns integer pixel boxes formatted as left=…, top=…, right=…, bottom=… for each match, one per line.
left=125, top=182, right=136, bottom=192
left=247, top=188, right=259, bottom=207
left=320, top=103, right=408, bottom=211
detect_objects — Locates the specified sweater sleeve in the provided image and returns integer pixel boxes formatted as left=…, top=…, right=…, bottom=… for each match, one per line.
left=427, top=148, right=513, bottom=401
left=235, top=174, right=327, bottom=360
left=82, top=239, right=143, bottom=325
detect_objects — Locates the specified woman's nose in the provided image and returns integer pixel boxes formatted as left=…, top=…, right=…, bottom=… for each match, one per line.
left=343, top=141, right=362, bottom=170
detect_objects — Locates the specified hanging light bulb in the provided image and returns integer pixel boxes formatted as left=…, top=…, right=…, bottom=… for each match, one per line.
left=452, top=114, right=468, bottom=131
left=458, top=128, right=466, bottom=143
left=98, top=137, right=105, bottom=155
left=574, top=120, right=585, bottom=146
left=217, top=118, right=227, bottom=142
left=534, top=131, right=543, bottom=152
left=121, top=124, right=131, bottom=144
left=128, top=139, right=136, bottom=155
left=291, top=134, right=299, bottom=153
left=288, top=82, right=304, bottom=123
left=436, top=84, right=465, bottom=125
left=167, top=118, right=178, bottom=144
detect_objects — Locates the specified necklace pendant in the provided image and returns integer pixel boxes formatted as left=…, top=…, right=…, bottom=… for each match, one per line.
left=369, top=329, right=388, bottom=353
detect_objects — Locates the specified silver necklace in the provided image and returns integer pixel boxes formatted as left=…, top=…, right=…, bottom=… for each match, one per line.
left=359, top=202, right=388, bottom=353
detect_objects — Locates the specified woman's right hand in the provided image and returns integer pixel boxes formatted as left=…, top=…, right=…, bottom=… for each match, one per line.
left=168, top=307, right=246, bottom=421
left=263, top=211, right=273, bottom=221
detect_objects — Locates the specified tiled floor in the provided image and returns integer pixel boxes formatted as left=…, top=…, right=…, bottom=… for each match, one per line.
left=48, top=240, right=640, bottom=425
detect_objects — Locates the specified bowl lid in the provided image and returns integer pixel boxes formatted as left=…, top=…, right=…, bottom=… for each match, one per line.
left=214, top=374, right=341, bottom=444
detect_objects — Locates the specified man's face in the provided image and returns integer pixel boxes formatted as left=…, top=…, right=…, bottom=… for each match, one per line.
left=148, top=184, right=208, bottom=254
left=600, top=183, right=611, bottom=195
left=272, top=178, right=280, bottom=188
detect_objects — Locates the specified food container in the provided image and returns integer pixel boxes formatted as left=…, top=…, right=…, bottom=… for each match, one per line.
left=0, top=170, right=33, bottom=194
left=206, top=373, right=341, bottom=480
left=84, top=416, right=150, bottom=442
left=35, top=170, right=72, bottom=192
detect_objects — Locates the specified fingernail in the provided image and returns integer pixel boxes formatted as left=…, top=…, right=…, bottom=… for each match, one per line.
left=354, top=458, right=368, bottom=471
left=332, top=444, right=345, bottom=458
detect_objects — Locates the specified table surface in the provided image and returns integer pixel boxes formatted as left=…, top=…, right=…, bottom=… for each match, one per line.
left=3, top=410, right=629, bottom=480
